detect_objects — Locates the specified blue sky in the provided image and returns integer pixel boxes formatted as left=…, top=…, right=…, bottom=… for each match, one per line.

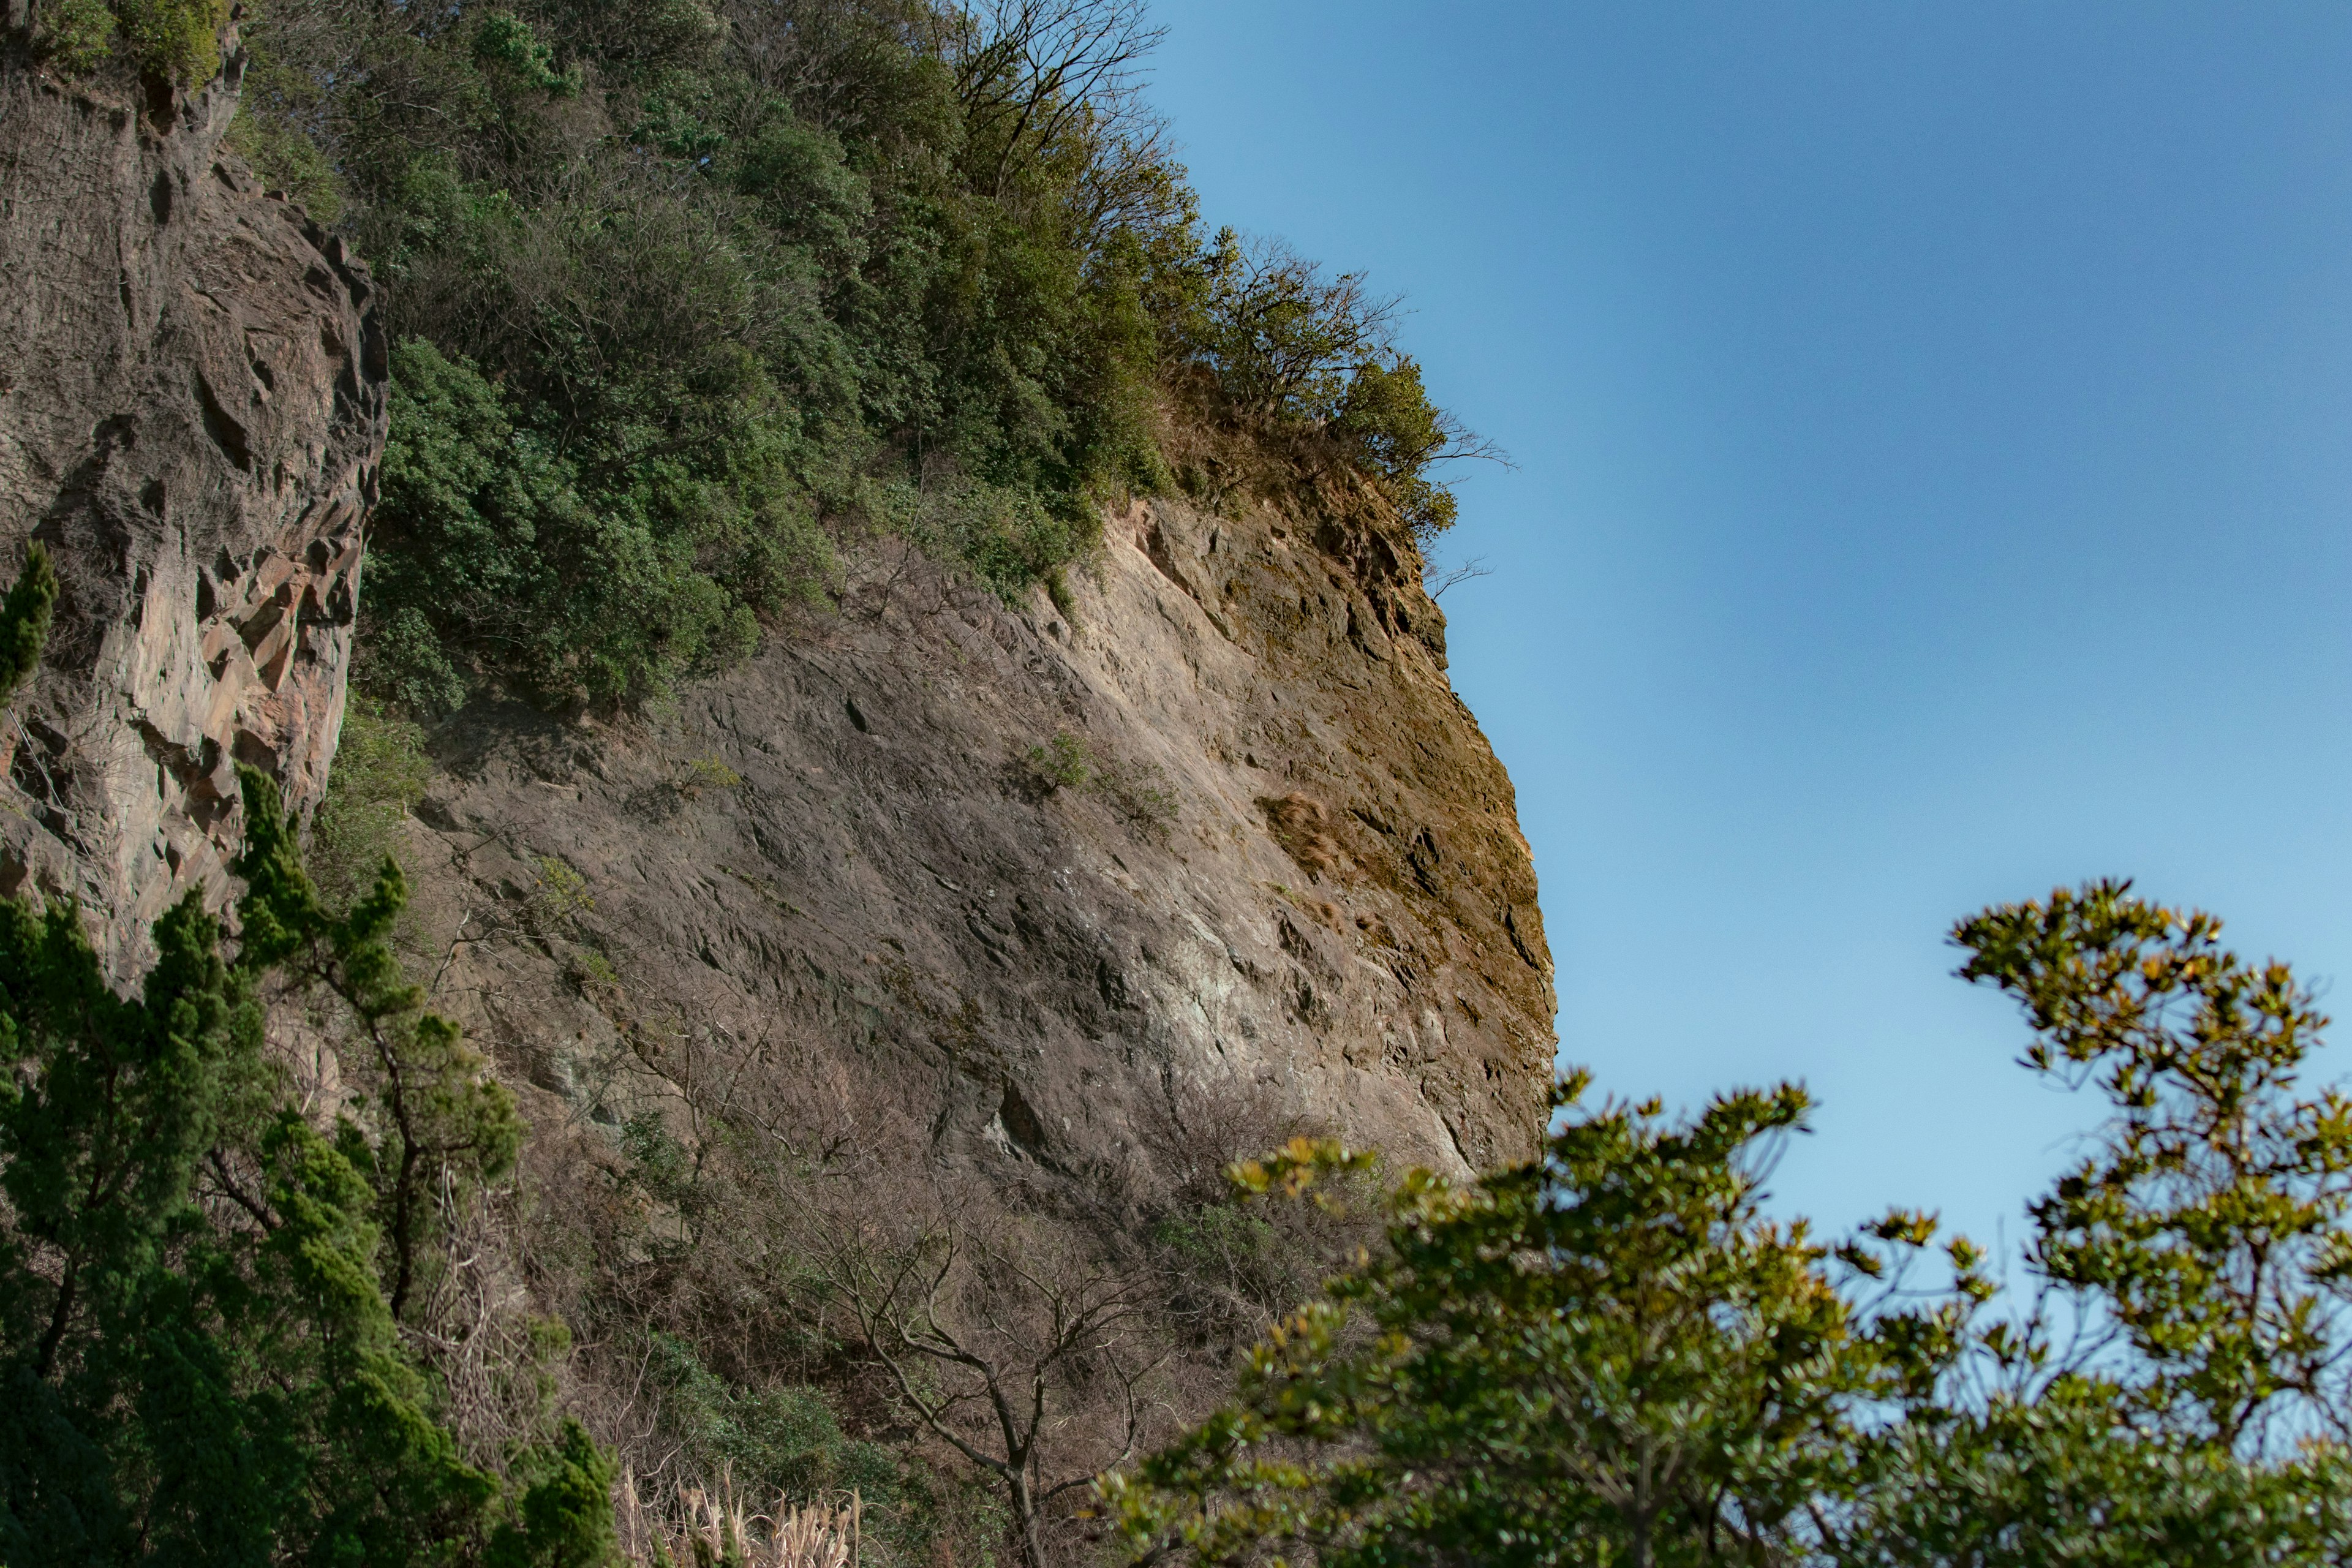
left=1148, top=2, right=2352, bottom=1246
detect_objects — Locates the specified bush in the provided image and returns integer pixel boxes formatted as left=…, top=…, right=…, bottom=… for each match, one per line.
left=114, top=0, right=228, bottom=81
left=1024, top=731, right=1091, bottom=791
left=0, top=769, right=598, bottom=1566
left=32, top=0, right=114, bottom=73
left=307, top=695, right=432, bottom=906
left=370, top=339, right=772, bottom=709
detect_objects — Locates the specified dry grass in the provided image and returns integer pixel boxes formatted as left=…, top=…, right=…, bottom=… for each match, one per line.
left=1257, top=791, right=1344, bottom=878
left=619, top=1469, right=862, bottom=1568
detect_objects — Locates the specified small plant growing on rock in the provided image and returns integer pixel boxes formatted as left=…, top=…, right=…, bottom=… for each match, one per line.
left=566, top=947, right=621, bottom=997
left=525, top=854, right=594, bottom=938
left=1024, top=731, right=1091, bottom=791
left=674, top=753, right=744, bottom=800
left=1103, top=761, right=1180, bottom=843
left=1045, top=567, right=1079, bottom=624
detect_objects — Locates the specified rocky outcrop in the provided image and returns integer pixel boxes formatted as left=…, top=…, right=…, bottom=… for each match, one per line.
left=396, top=488, right=1556, bottom=1180
left=0, top=49, right=384, bottom=962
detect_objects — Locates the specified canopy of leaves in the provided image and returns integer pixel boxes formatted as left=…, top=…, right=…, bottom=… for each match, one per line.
left=36, top=0, right=1492, bottom=707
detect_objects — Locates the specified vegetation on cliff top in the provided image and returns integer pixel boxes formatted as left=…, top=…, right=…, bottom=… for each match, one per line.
left=24, top=0, right=1490, bottom=711
left=31, top=8, right=2352, bottom=1567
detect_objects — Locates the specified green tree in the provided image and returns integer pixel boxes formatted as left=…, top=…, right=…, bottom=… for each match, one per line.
left=1950, top=878, right=2352, bottom=1450
left=1809, top=878, right=2352, bottom=1567
left=0, top=543, right=56, bottom=710
left=1109, top=1084, right=1936, bottom=1568
left=0, top=768, right=606, bottom=1566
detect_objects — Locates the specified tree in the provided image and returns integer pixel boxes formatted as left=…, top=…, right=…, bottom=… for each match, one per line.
left=0, top=543, right=55, bottom=710
left=1950, top=878, right=2352, bottom=1451
left=823, top=1198, right=1149, bottom=1568
left=1332, top=355, right=1506, bottom=541
left=1108, top=1085, right=1929, bottom=1568
left=1811, top=878, right=2352, bottom=1567
left=1114, top=878, right=2352, bottom=1568
left=940, top=0, right=1167, bottom=202
left=0, top=767, right=605, bottom=1567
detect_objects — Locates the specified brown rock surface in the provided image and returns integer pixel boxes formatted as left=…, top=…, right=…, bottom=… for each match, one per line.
left=0, top=51, right=384, bottom=962
left=400, top=489, right=1556, bottom=1180
left=0, top=39, right=1552, bottom=1179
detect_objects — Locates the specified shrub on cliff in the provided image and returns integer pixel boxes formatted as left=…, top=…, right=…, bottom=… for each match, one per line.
left=374, top=338, right=769, bottom=709
left=167, top=0, right=1483, bottom=708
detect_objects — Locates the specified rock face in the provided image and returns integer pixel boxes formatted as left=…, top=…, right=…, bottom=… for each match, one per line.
left=0, top=43, right=1552, bottom=1178
left=399, top=489, right=1557, bottom=1180
left=0, top=51, right=385, bottom=962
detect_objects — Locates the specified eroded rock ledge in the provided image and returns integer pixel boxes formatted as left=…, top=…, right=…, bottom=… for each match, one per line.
left=0, top=50, right=385, bottom=962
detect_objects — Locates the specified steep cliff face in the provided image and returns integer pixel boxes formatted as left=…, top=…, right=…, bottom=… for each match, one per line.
left=393, top=486, right=1556, bottom=1182
left=0, top=48, right=1551, bottom=1182
left=0, top=52, right=384, bottom=962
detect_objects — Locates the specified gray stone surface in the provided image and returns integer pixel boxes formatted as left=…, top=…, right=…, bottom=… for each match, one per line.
left=0, top=50, right=383, bottom=963
left=401, top=491, right=1557, bottom=1182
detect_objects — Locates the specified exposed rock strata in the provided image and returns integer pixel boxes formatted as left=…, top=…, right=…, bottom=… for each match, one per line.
left=399, top=491, right=1556, bottom=1179
left=0, top=51, right=385, bottom=961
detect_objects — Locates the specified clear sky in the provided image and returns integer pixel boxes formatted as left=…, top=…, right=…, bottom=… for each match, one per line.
left=1146, top=1, right=2352, bottom=1248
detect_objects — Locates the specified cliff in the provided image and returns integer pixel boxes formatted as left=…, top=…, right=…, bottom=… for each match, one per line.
left=0, top=29, right=1550, bottom=1185
left=393, top=486, right=1556, bottom=1189
left=0, top=47, right=385, bottom=962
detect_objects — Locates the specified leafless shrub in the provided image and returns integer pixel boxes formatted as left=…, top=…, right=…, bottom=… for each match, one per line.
left=1423, top=554, right=1493, bottom=599
left=812, top=1182, right=1155, bottom=1568
left=940, top=0, right=1166, bottom=199
left=1257, top=791, right=1343, bottom=878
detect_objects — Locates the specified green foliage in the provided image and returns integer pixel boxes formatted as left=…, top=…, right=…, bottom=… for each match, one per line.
left=0, top=544, right=55, bottom=711
left=1024, top=729, right=1091, bottom=791
left=373, top=338, right=771, bottom=709
left=32, top=0, right=114, bottom=74
left=0, top=767, right=595, bottom=1567
left=27, top=0, right=225, bottom=82
left=213, top=0, right=1479, bottom=710
left=1333, top=355, right=1464, bottom=538
left=1831, top=1389, right=2352, bottom=1567
left=1119, top=880, right=2352, bottom=1568
left=1951, top=878, right=2352, bottom=1449
left=642, top=1334, right=876, bottom=1501
left=1168, top=235, right=1494, bottom=540
left=489, top=1419, right=620, bottom=1568
left=472, top=10, right=581, bottom=99
left=307, top=695, right=433, bottom=906
left=1174, top=233, right=1394, bottom=425
left=113, top=0, right=228, bottom=82
left=1114, top=1082, right=1911, bottom=1567
left=236, top=767, right=524, bottom=1322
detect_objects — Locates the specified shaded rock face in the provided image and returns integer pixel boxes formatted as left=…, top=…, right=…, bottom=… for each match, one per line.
left=402, top=491, right=1557, bottom=1182
left=0, top=53, right=385, bottom=962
